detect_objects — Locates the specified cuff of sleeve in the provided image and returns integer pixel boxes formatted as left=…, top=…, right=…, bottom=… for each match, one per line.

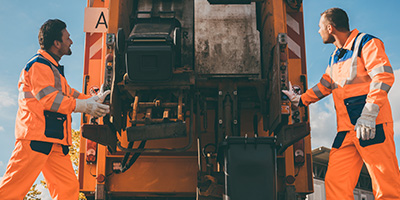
left=74, top=99, right=86, bottom=113
left=361, top=102, right=380, bottom=118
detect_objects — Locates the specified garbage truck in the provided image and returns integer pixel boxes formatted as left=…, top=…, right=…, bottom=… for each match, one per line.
left=79, top=0, right=313, bottom=199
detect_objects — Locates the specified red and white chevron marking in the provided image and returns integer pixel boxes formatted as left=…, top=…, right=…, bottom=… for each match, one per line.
left=88, top=33, right=103, bottom=59
left=286, top=12, right=307, bottom=73
left=287, top=12, right=301, bottom=59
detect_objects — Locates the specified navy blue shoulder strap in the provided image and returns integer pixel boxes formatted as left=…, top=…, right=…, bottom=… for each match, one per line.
left=24, top=54, right=52, bottom=72
left=351, top=33, right=377, bottom=57
left=24, top=54, right=64, bottom=76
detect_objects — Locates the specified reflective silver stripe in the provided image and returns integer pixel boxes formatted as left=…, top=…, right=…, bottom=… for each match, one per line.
left=312, top=85, right=325, bottom=99
left=329, top=49, right=337, bottom=68
left=38, top=55, right=62, bottom=91
left=73, top=91, right=80, bottom=98
left=18, top=82, right=34, bottom=100
left=370, top=82, right=391, bottom=93
left=343, top=33, right=367, bottom=86
left=35, top=86, right=58, bottom=100
left=320, top=77, right=332, bottom=89
left=52, top=66, right=62, bottom=91
left=329, top=49, right=338, bottom=89
left=19, top=74, right=24, bottom=82
left=369, top=66, right=393, bottom=78
left=68, top=86, right=72, bottom=96
left=19, top=91, right=35, bottom=100
left=50, top=92, right=64, bottom=112
left=362, top=102, right=380, bottom=117
left=19, top=83, right=24, bottom=91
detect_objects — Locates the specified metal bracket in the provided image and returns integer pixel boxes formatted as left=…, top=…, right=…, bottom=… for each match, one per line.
left=81, top=124, right=117, bottom=153
left=95, top=184, right=106, bottom=200
left=276, top=122, right=310, bottom=154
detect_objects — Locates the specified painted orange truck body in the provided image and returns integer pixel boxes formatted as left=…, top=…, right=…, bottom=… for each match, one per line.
left=79, top=0, right=312, bottom=199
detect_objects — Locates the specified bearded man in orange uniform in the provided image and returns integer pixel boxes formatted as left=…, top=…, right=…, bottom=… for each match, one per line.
left=0, top=19, right=110, bottom=199
left=283, top=8, right=400, bottom=200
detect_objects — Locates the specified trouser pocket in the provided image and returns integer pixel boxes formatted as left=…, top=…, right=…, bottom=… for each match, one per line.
left=30, top=141, right=53, bottom=155
left=62, top=145, right=69, bottom=155
left=44, top=111, right=66, bottom=139
left=359, top=124, right=386, bottom=147
left=332, top=131, right=347, bottom=149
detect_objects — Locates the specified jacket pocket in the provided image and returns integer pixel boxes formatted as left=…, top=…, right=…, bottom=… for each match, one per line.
left=44, top=111, right=66, bottom=139
left=344, top=94, right=367, bottom=125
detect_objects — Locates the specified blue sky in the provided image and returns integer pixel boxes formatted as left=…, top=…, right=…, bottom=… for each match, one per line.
left=0, top=0, right=400, bottom=198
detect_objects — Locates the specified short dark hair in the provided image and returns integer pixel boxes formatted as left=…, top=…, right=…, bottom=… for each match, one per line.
left=321, top=8, right=350, bottom=32
left=38, top=19, right=66, bottom=50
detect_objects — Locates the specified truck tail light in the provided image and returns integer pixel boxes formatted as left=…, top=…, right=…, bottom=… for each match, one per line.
left=86, top=139, right=98, bottom=164
left=293, top=139, right=305, bottom=166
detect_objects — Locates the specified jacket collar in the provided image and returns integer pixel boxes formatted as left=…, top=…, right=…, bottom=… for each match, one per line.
left=37, top=49, right=59, bottom=66
left=343, top=29, right=359, bottom=50
left=37, top=49, right=65, bottom=77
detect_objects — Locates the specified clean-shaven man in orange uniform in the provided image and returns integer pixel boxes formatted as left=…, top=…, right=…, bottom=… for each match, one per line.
left=0, top=19, right=110, bottom=199
left=283, top=8, right=400, bottom=200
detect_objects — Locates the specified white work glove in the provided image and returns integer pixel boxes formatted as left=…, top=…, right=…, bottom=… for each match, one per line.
left=93, top=85, right=111, bottom=103
left=282, top=81, right=301, bottom=107
left=74, top=97, right=110, bottom=118
left=355, top=103, right=379, bottom=140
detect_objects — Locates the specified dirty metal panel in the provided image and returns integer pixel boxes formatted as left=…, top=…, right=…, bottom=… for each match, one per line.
left=126, top=122, right=187, bottom=141
left=137, top=0, right=194, bottom=69
left=195, top=0, right=260, bottom=76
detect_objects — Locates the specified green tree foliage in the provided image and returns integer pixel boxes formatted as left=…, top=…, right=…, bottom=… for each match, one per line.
left=25, top=129, right=87, bottom=200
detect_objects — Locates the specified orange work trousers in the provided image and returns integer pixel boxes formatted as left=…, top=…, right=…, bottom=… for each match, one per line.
left=325, top=122, right=400, bottom=200
left=0, top=140, right=79, bottom=200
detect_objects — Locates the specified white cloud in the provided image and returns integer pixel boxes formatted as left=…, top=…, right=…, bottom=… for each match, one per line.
left=0, top=90, right=16, bottom=108
left=309, top=97, right=337, bottom=149
left=36, top=184, right=52, bottom=200
left=0, top=126, right=4, bottom=132
left=388, top=69, right=400, bottom=136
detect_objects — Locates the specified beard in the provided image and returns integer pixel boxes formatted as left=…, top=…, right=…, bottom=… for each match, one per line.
left=60, top=47, right=72, bottom=56
left=66, top=48, right=72, bottom=55
left=323, top=34, right=335, bottom=44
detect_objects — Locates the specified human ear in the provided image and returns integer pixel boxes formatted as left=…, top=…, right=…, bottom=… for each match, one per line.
left=54, top=40, right=61, bottom=49
left=327, top=25, right=333, bottom=34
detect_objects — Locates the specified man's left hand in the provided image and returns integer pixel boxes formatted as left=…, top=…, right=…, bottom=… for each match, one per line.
left=355, top=114, right=376, bottom=140
left=355, top=103, right=379, bottom=140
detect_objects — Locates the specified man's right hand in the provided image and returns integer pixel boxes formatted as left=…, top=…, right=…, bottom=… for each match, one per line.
left=74, top=97, right=110, bottom=117
left=282, top=81, right=301, bottom=107
left=93, top=84, right=111, bottom=104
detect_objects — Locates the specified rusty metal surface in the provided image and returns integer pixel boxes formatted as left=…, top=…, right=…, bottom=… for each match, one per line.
left=195, top=0, right=260, bottom=76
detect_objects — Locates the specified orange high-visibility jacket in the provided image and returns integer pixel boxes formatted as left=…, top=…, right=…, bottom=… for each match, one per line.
left=16, top=49, right=90, bottom=145
left=300, top=29, right=394, bottom=132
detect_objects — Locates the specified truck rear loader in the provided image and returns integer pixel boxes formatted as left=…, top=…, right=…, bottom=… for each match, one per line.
left=79, top=0, right=313, bottom=199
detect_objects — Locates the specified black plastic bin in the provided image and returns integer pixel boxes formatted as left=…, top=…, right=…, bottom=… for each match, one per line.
left=221, top=136, right=277, bottom=200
